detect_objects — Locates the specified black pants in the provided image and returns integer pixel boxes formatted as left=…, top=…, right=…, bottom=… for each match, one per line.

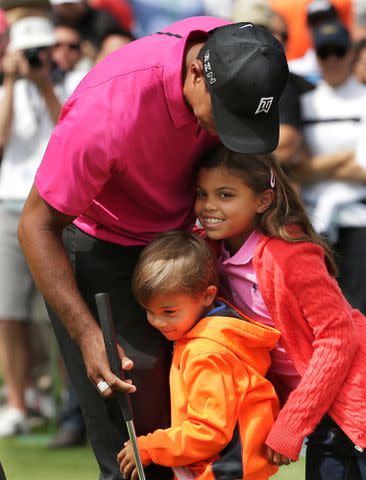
left=335, top=226, right=366, bottom=315
left=47, top=225, right=173, bottom=480
left=306, top=416, right=366, bottom=480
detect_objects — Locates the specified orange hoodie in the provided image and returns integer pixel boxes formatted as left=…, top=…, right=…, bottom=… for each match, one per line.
left=137, top=300, right=281, bottom=480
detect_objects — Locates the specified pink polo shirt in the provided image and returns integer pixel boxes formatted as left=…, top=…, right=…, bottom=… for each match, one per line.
left=218, top=229, right=300, bottom=404
left=35, top=17, right=228, bottom=246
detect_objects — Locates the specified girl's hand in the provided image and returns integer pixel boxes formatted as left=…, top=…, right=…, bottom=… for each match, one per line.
left=117, top=440, right=138, bottom=479
left=266, top=446, right=293, bottom=466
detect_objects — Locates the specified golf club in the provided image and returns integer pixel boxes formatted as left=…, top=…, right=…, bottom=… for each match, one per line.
left=95, top=292, right=146, bottom=480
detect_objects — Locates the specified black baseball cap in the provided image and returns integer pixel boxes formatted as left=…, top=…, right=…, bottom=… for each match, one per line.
left=313, top=19, right=351, bottom=50
left=199, top=22, right=289, bottom=154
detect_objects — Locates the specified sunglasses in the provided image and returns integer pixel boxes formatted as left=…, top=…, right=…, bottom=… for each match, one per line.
left=54, top=41, right=81, bottom=51
left=316, top=46, right=347, bottom=60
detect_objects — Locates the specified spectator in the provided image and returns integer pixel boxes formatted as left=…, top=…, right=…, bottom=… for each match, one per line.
left=0, top=0, right=51, bottom=24
left=300, top=19, right=366, bottom=314
left=88, top=0, right=133, bottom=31
left=95, top=26, right=133, bottom=63
left=47, top=378, right=87, bottom=449
left=270, top=0, right=352, bottom=61
left=352, top=0, right=366, bottom=42
left=50, top=0, right=129, bottom=61
left=52, top=20, right=93, bottom=80
left=50, top=0, right=132, bottom=30
left=51, top=20, right=93, bottom=77
left=0, top=9, right=8, bottom=85
left=0, top=16, right=84, bottom=437
left=232, top=1, right=314, bottom=171
left=353, top=38, right=366, bottom=84
left=288, top=0, right=342, bottom=84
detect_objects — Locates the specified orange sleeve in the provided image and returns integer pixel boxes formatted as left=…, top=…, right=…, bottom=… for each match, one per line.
left=137, top=353, right=247, bottom=467
left=265, top=242, right=359, bottom=459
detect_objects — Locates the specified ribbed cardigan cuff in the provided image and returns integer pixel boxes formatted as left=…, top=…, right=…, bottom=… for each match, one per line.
left=265, top=420, right=304, bottom=461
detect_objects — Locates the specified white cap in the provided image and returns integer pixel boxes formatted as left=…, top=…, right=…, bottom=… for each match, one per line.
left=9, top=16, right=56, bottom=51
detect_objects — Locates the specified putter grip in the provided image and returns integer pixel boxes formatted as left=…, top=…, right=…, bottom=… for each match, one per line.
left=95, top=292, right=133, bottom=422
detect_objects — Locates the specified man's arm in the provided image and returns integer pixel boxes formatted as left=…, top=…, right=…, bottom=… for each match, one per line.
left=18, top=186, right=135, bottom=395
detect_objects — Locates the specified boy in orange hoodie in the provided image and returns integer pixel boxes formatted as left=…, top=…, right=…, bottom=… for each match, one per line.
left=117, top=231, right=280, bottom=480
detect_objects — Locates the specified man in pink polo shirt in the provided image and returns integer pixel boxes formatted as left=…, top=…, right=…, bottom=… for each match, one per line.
left=18, top=17, right=288, bottom=479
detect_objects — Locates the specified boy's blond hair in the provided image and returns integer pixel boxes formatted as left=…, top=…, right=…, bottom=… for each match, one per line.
left=132, top=231, right=218, bottom=306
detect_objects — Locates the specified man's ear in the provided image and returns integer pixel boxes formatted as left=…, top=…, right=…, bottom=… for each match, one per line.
left=189, top=59, right=205, bottom=86
left=203, top=285, right=217, bottom=306
left=257, top=189, right=275, bottom=214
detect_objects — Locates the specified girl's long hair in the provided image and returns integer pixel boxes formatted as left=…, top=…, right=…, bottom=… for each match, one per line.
left=199, top=146, right=337, bottom=276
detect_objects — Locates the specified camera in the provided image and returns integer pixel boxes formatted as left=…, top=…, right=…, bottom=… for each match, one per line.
left=23, top=47, right=45, bottom=69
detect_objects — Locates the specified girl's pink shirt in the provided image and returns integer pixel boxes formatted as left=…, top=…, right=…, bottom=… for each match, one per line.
left=219, top=229, right=300, bottom=402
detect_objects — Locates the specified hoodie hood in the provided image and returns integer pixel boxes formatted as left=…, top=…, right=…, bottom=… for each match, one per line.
left=180, top=300, right=280, bottom=376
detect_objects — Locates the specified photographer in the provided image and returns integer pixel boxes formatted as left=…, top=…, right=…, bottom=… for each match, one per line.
left=0, top=16, right=83, bottom=437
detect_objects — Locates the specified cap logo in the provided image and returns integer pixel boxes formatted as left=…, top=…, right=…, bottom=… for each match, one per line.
left=255, top=97, right=274, bottom=114
left=321, top=25, right=337, bottom=34
left=203, top=50, right=216, bottom=85
left=239, top=24, right=253, bottom=29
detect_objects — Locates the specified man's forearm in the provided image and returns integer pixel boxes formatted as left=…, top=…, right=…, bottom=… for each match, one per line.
left=18, top=187, right=136, bottom=394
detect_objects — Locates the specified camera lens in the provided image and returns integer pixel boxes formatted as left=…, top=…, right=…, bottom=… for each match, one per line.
left=23, top=47, right=45, bottom=69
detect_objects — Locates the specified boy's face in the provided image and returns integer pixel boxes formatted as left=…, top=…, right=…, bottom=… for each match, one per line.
left=144, top=287, right=216, bottom=341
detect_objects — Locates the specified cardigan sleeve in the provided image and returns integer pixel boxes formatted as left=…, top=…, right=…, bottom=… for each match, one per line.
left=137, top=353, right=244, bottom=466
left=263, top=241, right=359, bottom=460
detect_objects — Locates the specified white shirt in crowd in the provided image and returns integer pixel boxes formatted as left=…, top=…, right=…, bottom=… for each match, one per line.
left=0, top=69, right=87, bottom=204
left=301, top=77, right=366, bottom=240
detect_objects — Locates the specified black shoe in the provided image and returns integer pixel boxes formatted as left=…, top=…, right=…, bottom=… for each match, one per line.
left=47, top=429, right=87, bottom=449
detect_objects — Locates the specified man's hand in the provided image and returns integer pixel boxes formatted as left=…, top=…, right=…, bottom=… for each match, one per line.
left=117, top=440, right=138, bottom=480
left=266, top=446, right=293, bottom=466
left=79, top=326, right=136, bottom=397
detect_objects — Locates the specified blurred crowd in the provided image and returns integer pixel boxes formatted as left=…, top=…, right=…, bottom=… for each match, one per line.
left=0, top=0, right=366, bottom=454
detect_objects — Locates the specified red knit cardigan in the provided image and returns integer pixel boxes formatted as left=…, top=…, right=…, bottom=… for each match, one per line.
left=253, top=235, right=366, bottom=460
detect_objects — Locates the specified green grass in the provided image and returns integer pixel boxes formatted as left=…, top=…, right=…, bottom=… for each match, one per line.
left=0, top=433, right=304, bottom=479
left=0, top=434, right=97, bottom=480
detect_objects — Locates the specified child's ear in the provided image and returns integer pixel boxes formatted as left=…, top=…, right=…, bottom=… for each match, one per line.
left=257, top=189, right=274, bottom=214
left=203, top=285, right=217, bottom=306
